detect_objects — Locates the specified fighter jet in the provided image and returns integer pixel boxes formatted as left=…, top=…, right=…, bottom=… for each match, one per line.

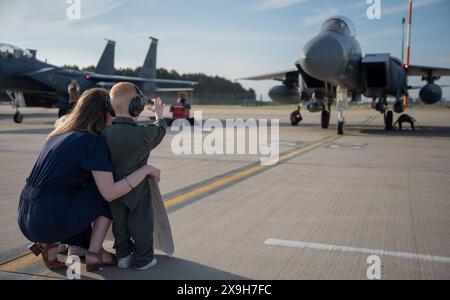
left=240, top=15, right=450, bottom=135
left=0, top=37, right=196, bottom=123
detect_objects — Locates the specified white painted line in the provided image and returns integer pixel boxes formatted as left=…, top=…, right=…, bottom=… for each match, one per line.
left=264, top=239, right=450, bottom=264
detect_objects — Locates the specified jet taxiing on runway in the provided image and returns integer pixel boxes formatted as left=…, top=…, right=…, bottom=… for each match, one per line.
left=240, top=16, right=450, bottom=135
left=0, top=37, right=196, bottom=123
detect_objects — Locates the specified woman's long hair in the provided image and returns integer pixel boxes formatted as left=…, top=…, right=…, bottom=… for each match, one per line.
left=50, top=88, right=109, bottom=137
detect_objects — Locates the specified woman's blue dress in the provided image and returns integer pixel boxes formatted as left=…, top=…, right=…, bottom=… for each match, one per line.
left=18, top=131, right=113, bottom=248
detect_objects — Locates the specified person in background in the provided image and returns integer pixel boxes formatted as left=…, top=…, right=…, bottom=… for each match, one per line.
left=68, top=80, right=81, bottom=111
left=394, top=114, right=417, bottom=131
left=290, top=106, right=303, bottom=126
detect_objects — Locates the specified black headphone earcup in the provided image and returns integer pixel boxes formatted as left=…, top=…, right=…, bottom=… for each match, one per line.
left=106, top=98, right=116, bottom=117
left=129, top=97, right=145, bottom=117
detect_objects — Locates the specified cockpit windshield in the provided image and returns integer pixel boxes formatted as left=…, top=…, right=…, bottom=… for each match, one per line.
left=0, top=44, right=33, bottom=59
left=320, top=16, right=356, bottom=37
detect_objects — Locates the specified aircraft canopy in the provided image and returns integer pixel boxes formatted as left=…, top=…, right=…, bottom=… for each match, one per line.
left=320, top=16, right=356, bottom=38
left=0, top=44, right=33, bottom=59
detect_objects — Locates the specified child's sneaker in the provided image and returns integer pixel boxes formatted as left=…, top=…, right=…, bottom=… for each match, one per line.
left=117, top=254, right=133, bottom=269
left=134, top=258, right=157, bottom=271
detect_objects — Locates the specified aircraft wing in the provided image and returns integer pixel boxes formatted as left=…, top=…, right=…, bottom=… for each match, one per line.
left=239, top=69, right=298, bottom=81
left=86, top=73, right=197, bottom=86
left=409, top=84, right=450, bottom=89
left=407, top=65, right=450, bottom=77
left=154, top=88, right=194, bottom=92
left=95, top=82, right=194, bottom=92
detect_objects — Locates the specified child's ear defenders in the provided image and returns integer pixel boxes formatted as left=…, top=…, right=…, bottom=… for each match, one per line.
left=128, top=84, right=145, bottom=118
left=105, top=94, right=116, bottom=118
left=105, top=84, right=146, bottom=118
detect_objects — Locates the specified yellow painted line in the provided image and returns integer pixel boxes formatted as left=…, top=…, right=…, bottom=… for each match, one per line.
left=164, top=134, right=339, bottom=209
left=0, top=253, right=38, bottom=273
left=0, top=134, right=339, bottom=275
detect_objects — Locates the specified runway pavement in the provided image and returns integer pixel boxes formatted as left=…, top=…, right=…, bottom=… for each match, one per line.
left=0, top=104, right=450, bottom=280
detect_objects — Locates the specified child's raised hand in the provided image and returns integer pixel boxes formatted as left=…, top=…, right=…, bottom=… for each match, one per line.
left=149, top=97, right=165, bottom=120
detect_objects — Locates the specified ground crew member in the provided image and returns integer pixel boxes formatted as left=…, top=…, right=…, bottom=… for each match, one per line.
left=394, top=114, right=416, bottom=131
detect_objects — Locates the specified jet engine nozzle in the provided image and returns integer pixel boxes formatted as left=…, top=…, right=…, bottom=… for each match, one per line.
left=300, top=33, right=346, bottom=83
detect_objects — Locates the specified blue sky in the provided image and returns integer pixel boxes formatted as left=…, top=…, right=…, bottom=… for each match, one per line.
left=1, top=0, right=449, bottom=100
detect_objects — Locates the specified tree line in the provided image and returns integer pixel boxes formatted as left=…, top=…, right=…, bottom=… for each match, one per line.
left=63, top=65, right=256, bottom=101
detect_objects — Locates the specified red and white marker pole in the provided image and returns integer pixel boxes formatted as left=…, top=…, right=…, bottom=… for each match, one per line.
left=406, top=0, right=413, bottom=67
left=404, top=0, right=413, bottom=109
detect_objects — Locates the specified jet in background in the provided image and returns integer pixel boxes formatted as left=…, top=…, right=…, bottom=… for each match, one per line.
left=240, top=15, right=450, bottom=135
left=0, top=37, right=196, bottom=123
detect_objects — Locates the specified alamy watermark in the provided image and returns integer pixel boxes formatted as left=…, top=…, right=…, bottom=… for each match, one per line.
left=66, top=255, right=81, bottom=280
left=66, top=0, right=81, bottom=20
left=366, top=0, right=382, bottom=20
left=170, top=112, right=280, bottom=166
left=366, top=255, right=382, bottom=280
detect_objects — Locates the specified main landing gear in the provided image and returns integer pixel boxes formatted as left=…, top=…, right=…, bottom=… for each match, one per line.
left=6, top=91, right=25, bottom=124
left=374, top=93, right=405, bottom=131
left=321, top=99, right=332, bottom=129
left=384, top=110, right=394, bottom=131
left=321, top=109, right=330, bottom=129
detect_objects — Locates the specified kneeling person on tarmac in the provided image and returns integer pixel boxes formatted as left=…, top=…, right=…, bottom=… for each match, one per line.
left=394, top=114, right=416, bottom=131
left=290, top=106, right=303, bottom=126
left=102, top=82, right=167, bottom=270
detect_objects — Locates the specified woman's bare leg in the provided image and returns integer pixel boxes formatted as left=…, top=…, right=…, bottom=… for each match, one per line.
left=38, top=243, right=59, bottom=261
left=88, top=216, right=111, bottom=253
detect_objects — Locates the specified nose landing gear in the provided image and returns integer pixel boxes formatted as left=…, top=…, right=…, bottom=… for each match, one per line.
left=336, top=86, right=348, bottom=135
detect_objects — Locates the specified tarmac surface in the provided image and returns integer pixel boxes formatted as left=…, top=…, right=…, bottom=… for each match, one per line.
left=0, top=104, right=450, bottom=280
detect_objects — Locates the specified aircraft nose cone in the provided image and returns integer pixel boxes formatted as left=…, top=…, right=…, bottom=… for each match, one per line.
left=300, top=34, right=345, bottom=81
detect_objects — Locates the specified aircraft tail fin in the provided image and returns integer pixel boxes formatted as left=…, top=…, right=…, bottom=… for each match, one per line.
left=96, top=40, right=116, bottom=75
left=139, top=37, right=158, bottom=92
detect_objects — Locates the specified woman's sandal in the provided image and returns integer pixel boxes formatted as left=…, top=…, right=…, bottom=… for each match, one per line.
left=28, top=243, right=67, bottom=270
left=85, top=249, right=117, bottom=272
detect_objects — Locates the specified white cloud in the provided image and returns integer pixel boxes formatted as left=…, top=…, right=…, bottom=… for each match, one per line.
left=258, top=0, right=307, bottom=11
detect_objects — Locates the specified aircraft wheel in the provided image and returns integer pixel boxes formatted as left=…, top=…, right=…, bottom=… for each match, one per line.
left=338, top=120, right=344, bottom=135
left=321, top=110, right=330, bottom=129
left=13, top=112, right=24, bottom=124
left=385, top=110, right=394, bottom=130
